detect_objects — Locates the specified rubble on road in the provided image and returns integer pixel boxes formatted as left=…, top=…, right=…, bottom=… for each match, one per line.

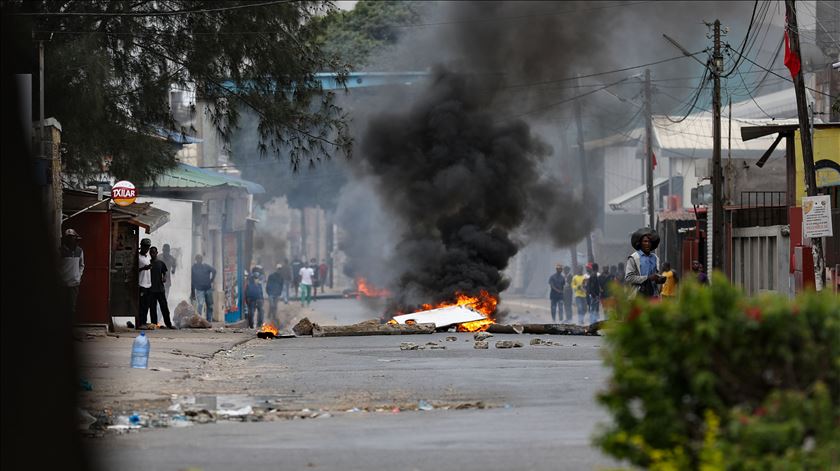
left=473, top=331, right=493, bottom=341
left=292, top=317, right=314, bottom=336
left=474, top=340, right=489, bottom=349
left=487, top=324, right=524, bottom=334
left=400, top=342, right=422, bottom=350
left=173, top=301, right=212, bottom=329
left=313, top=319, right=435, bottom=337
left=495, top=340, right=523, bottom=349
left=530, top=338, right=561, bottom=346
left=445, top=336, right=458, bottom=341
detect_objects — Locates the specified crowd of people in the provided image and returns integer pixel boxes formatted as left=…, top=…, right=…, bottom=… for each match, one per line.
left=547, top=228, right=710, bottom=325
left=242, top=258, right=330, bottom=329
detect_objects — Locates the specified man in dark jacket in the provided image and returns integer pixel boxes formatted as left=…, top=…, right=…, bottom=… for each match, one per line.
left=548, top=264, right=566, bottom=323
left=586, top=263, right=604, bottom=324
left=191, top=254, right=216, bottom=322
left=266, top=264, right=285, bottom=324
left=245, top=271, right=265, bottom=329
left=148, top=247, right=175, bottom=329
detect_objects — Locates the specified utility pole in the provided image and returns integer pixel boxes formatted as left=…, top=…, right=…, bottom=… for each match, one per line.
left=786, top=0, right=826, bottom=291
left=574, top=76, right=595, bottom=264
left=711, top=19, right=724, bottom=273
left=644, top=69, right=655, bottom=229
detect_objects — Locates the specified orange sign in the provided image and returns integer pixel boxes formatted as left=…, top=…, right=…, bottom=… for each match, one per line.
left=111, top=180, right=137, bottom=206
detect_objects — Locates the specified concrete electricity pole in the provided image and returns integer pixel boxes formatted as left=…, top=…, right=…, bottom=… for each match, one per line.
left=574, top=75, right=595, bottom=264
left=711, top=19, right=724, bottom=272
left=644, top=69, right=655, bottom=229
left=785, top=0, right=826, bottom=290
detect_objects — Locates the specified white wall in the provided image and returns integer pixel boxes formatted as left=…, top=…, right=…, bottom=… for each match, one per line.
left=136, top=196, right=194, bottom=306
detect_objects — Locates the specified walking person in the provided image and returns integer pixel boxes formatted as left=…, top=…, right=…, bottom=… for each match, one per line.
left=148, top=246, right=174, bottom=329
left=548, top=264, right=566, bottom=323
left=586, top=263, right=604, bottom=324
left=59, top=228, right=85, bottom=319
left=137, top=238, right=153, bottom=329
left=562, top=266, right=573, bottom=322
left=266, top=264, right=285, bottom=324
left=624, top=228, right=666, bottom=298
left=299, top=261, right=315, bottom=307
left=245, top=271, right=265, bottom=329
left=660, top=262, right=679, bottom=298
left=571, top=266, right=588, bottom=325
left=190, top=254, right=216, bottom=322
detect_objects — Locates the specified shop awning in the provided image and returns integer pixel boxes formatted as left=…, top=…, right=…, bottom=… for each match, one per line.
left=608, top=177, right=669, bottom=211
left=112, top=203, right=170, bottom=233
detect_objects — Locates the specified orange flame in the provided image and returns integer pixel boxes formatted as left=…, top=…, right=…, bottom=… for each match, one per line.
left=357, top=278, right=391, bottom=298
left=417, top=290, right=498, bottom=332
left=259, top=322, right=279, bottom=336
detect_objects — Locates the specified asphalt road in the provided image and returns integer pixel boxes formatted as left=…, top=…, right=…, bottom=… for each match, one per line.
left=92, top=297, right=620, bottom=471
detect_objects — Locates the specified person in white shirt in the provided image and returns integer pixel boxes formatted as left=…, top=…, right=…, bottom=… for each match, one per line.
left=137, top=238, right=153, bottom=329
left=59, top=228, right=85, bottom=318
left=299, top=262, right=315, bottom=307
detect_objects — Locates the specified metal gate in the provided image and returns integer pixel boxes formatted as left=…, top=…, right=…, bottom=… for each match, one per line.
left=731, top=225, right=790, bottom=296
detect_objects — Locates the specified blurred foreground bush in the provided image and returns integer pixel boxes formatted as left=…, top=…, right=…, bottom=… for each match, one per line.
left=595, top=275, right=840, bottom=470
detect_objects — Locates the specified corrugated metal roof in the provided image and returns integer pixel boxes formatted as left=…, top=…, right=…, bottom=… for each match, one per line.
left=651, top=115, right=799, bottom=159
left=145, top=162, right=265, bottom=194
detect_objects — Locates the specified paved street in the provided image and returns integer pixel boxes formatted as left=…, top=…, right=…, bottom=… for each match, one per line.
left=85, top=297, right=619, bottom=470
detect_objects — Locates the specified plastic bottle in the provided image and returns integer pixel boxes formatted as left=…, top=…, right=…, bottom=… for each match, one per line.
left=130, top=332, right=150, bottom=369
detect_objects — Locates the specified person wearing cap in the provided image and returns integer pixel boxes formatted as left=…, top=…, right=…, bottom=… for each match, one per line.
left=548, top=264, right=566, bottom=323
left=266, top=264, right=285, bottom=325
left=59, top=228, right=85, bottom=318
left=625, top=228, right=666, bottom=298
left=137, top=238, right=153, bottom=329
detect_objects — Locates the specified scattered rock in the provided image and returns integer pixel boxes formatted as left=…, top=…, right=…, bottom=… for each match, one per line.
left=227, top=319, right=249, bottom=329
left=454, top=401, right=486, bottom=410
left=445, top=336, right=457, bottom=342
left=530, top=338, right=545, bottom=346
left=429, top=345, right=446, bottom=350
left=293, top=317, right=314, bottom=336
left=474, top=340, right=489, bottom=349
left=474, top=331, right=494, bottom=341
left=173, top=301, right=212, bottom=329
left=400, top=342, right=419, bottom=351
left=495, top=340, right=523, bottom=349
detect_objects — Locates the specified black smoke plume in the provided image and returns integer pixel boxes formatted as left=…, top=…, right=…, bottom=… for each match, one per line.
left=358, top=68, right=590, bottom=313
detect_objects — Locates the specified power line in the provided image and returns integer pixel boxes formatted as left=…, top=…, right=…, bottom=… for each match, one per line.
left=722, top=0, right=761, bottom=78
left=12, top=1, right=294, bottom=17
left=725, top=43, right=837, bottom=98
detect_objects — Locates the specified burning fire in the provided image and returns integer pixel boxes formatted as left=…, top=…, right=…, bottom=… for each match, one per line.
left=259, top=322, right=279, bottom=336
left=421, top=290, right=497, bottom=332
left=357, top=277, right=391, bottom=298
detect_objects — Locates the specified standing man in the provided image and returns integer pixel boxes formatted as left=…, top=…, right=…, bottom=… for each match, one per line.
left=137, top=238, right=153, bottom=329
left=59, top=228, right=85, bottom=318
left=571, top=266, right=588, bottom=325
left=156, top=243, right=177, bottom=320
left=548, top=264, right=566, bottom=323
left=279, top=259, right=292, bottom=304
left=191, top=254, right=216, bottom=323
left=245, top=271, right=265, bottom=329
left=586, top=263, right=604, bottom=324
left=299, top=261, right=315, bottom=307
left=291, top=258, right=303, bottom=298
left=319, top=259, right=329, bottom=291
left=562, top=266, right=573, bottom=322
left=148, top=247, right=175, bottom=329
left=266, top=264, right=285, bottom=324
left=310, top=258, right=320, bottom=300
left=624, top=228, right=666, bottom=298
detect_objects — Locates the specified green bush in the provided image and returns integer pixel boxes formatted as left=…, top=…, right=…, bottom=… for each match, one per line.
left=595, top=275, right=840, bottom=470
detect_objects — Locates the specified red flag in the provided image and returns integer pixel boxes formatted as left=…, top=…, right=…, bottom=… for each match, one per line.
left=652, top=151, right=658, bottom=170
left=783, top=25, right=801, bottom=78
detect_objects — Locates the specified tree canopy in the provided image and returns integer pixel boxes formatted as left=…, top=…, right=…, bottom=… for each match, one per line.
left=312, top=0, right=420, bottom=69
left=7, top=0, right=352, bottom=184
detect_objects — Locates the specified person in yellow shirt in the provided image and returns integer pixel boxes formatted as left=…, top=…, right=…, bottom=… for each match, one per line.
left=660, top=262, right=678, bottom=298
left=571, top=266, right=588, bottom=324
